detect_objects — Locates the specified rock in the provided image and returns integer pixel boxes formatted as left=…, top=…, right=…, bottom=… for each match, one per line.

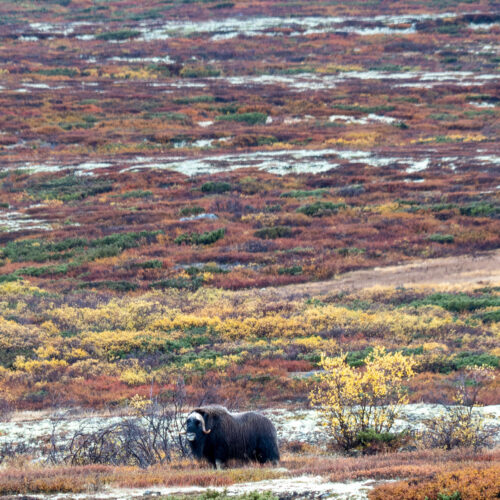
left=179, top=213, right=218, bottom=221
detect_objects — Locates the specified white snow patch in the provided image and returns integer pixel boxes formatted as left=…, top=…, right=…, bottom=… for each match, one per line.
left=469, top=22, right=500, bottom=30
left=108, top=55, right=175, bottom=64
left=329, top=114, right=397, bottom=125
left=476, top=155, right=500, bottom=165
left=406, top=158, right=429, bottom=173
left=22, top=477, right=381, bottom=499
left=468, top=101, right=496, bottom=108
left=0, top=211, right=52, bottom=232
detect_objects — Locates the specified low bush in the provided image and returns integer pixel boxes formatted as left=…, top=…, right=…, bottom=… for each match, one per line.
left=370, top=466, right=500, bottom=500
left=1, top=231, right=161, bottom=263
left=474, top=309, right=500, bottom=323
left=114, top=190, right=152, bottom=199
left=175, top=228, right=226, bottom=245
left=297, top=201, right=346, bottom=217
left=132, top=259, right=163, bottom=269
left=428, top=234, right=454, bottom=244
left=95, top=29, right=141, bottom=40
left=355, top=429, right=409, bottom=454
left=278, top=265, right=303, bottom=275
left=80, top=280, right=139, bottom=292
left=216, top=112, right=268, bottom=125
left=27, top=175, right=113, bottom=202
left=336, top=184, right=365, bottom=197
left=452, top=352, right=499, bottom=370
left=410, top=293, right=500, bottom=312
left=179, top=205, right=205, bottom=216
left=180, top=66, right=221, bottom=78
left=173, top=95, right=215, bottom=104
left=281, top=189, right=329, bottom=198
left=201, top=181, right=232, bottom=194
left=460, top=202, right=500, bottom=217
left=254, top=226, right=293, bottom=239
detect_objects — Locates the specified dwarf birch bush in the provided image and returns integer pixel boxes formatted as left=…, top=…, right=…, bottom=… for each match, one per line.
left=422, top=366, right=497, bottom=451
left=310, top=347, right=416, bottom=450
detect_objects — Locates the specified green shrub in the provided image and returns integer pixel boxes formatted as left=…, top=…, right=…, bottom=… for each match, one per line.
left=451, top=352, right=499, bottom=370
left=428, top=233, right=454, bottom=244
left=474, top=309, right=500, bottom=323
left=278, top=265, right=303, bottom=275
left=173, top=95, right=215, bottom=104
left=216, top=112, right=268, bottom=125
left=1, top=231, right=161, bottom=263
left=80, top=280, right=138, bottom=292
left=179, top=205, right=205, bottom=216
left=331, top=104, right=395, bottom=114
left=133, top=260, right=163, bottom=269
left=175, top=228, right=226, bottom=245
left=150, top=276, right=203, bottom=291
left=95, top=29, right=141, bottom=40
left=180, top=66, right=221, bottom=78
left=355, top=428, right=407, bottom=452
left=281, top=189, right=329, bottom=198
left=201, top=181, right=231, bottom=194
left=346, top=348, right=373, bottom=367
left=297, top=201, right=346, bottom=217
left=143, top=112, right=191, bottom=124
left=36, top=68, right=78, bottom=77
left=460, top=202, right=500, bottom=217
left=337, top=247, right=365, bottom=256
left=209, top=2, right=235, bottom=8
left=430, top=203, right=457, bottom=212
left=410, top=293, right=500, bottom=312
left=17, top=264, right=70, bottom=277
left=115, top=190, right=152, bottom=199
left=254, top=226, right=293, bottom=239
left=27, top=175, right=113, bottom=202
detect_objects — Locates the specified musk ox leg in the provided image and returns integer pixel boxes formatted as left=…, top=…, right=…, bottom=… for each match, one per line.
left=215, top=459, right=224, bottom=470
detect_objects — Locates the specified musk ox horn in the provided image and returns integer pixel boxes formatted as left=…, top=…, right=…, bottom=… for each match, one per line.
left=191, top=411, right=211, bottom=434
left=201, top=418, right=211, bottom=434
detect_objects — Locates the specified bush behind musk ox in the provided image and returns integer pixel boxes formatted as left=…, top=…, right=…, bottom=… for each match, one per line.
left=183, top=405, right=280, bottom=468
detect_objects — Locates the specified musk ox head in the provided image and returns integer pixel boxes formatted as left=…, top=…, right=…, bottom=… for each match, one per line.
left=184, top=410, right=212, bottom=458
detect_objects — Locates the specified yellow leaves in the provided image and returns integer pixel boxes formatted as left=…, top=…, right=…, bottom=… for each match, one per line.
left=423, top=342, right=448, bottom=352
left=241, top=212, right=278, bottom=226
left=0, top=280, right=44, bottom=295
left=35, top=345, right=59, bottom=359
left=120, top=365, right=151, bottom=386
left=109, top=66, right=158, bottom=80
left=326, top=132, right=381, bottom=147
left=40, top=320, right=59, bottom=335
left=310, top=347, right=416, bottom=448
left=182, top=354, right=241, bottom=373
left=14, top=355, right=68, bottom=376
left=317, top=64, right=364, bottom=73
left=372, top=202, right=399, bottom=214
left=412, top=134, right=487, bottom=144
left=129, top=394, right=150, bottom=411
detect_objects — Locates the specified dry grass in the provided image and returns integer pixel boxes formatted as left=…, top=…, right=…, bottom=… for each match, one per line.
left=370, top=465, right=500, bottom=500
left=0, top=461, right=286, bottom=495
left=0, top=449, right=498, bottom=495
left=282, top=448, right=500, bottom=482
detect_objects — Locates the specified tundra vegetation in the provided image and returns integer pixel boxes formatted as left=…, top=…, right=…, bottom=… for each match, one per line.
left=0, top=0, right=499, bottom=497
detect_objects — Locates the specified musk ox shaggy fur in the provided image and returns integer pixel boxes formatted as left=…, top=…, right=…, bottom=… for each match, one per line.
left=184, top=405, right=280, bottom=469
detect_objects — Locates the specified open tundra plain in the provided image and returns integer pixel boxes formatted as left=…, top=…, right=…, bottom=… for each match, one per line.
left=0, top=0, right=499, bottom=498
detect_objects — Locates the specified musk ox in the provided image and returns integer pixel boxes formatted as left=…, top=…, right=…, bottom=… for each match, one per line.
left=183, top=405, right=280, bottom=469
